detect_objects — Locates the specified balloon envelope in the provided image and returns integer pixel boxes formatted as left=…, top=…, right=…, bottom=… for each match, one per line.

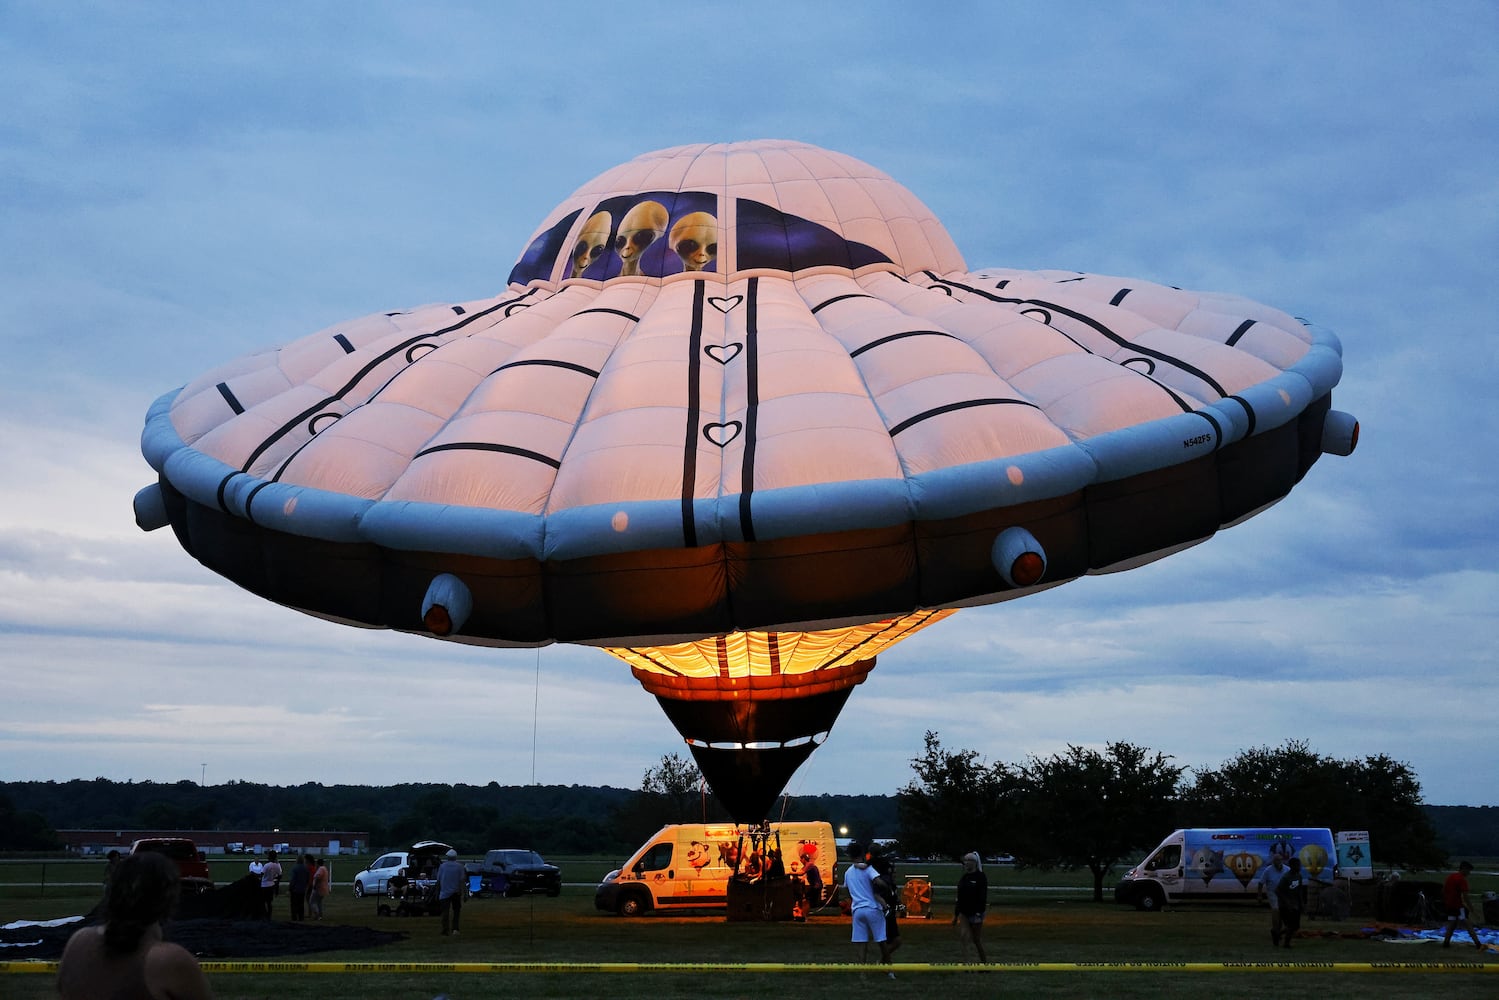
left=138, top=140, right=1355, bottom=819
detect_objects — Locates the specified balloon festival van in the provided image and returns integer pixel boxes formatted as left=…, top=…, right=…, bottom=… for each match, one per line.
left=1115, top=827, right=1337, bottom=911
left=595, top=821, right=836, bottom=917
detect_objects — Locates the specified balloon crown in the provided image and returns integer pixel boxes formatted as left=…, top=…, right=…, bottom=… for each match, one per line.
left=507, top=140, right=966, bottom=286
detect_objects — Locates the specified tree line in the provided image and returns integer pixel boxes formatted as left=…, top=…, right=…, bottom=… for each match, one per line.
left=0, top=776, right=894, bottom=858
left=895, top=734, right=1451, bottom=901
left=3, top=738, right=1492, bottom=874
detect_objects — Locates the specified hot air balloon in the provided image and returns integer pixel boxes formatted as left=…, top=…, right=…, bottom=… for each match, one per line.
left=134, top=140, right=1358, bottom=821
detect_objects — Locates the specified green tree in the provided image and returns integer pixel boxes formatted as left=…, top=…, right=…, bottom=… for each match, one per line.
left=612, top=753, right=722, bottom=843
left=1181, top=741, right=1444, bottom=868
left=0, top=793, right=62, bottom=851
left=641, top=753, right=705, bottom=821
left=1336, top=753, right=1444, bottom=868
left=1015, top=742, right=1184, bottom=901
left=896, top=731, right=1018, bottom=860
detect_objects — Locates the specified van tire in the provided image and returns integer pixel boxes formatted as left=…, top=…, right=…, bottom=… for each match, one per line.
left=1137, top=887, right=1165, bottom=912
left=617, top=892, right=650, bottom=917
left=352, top=881, right=365, bottom=899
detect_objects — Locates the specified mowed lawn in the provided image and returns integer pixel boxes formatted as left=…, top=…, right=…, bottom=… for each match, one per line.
left=3, top=857, right=1493, bottom=999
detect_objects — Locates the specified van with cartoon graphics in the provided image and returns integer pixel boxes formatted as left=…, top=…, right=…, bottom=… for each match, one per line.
left=595, top=821, right=836, bottom=916
left=1115, top=827, right=1337, bottom=911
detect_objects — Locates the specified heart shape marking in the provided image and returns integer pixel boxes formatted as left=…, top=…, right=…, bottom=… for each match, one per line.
left=705, top=343, right=743, bottom=365
left=704, top=421, right=742, bottom=447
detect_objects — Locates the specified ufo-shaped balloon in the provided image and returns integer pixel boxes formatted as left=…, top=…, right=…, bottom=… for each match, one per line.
left=136, top=140, right=1357, bottom=820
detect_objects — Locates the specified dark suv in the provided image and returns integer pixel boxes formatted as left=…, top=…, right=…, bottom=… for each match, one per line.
left=466, top=849, right=562, bottom=897
left=130, top=838, right=213, bottom=894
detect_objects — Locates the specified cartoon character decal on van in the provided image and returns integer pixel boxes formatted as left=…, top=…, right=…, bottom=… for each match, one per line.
left=685, top=841, right=713, bottom=871
left=1191, top=847, right=1225, bottom=886
left=1225, top=851, right=1262, bottom=887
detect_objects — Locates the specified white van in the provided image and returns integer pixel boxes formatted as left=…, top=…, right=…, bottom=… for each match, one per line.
left=1116, top=827, right=1337, bottom=911
left=595, top=822, right=836, bottom=916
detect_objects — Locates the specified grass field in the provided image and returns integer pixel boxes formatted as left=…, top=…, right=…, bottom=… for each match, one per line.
left=3, top=856, right=1493, bottom=999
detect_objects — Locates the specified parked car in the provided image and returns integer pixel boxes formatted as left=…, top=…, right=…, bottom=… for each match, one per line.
left=467, top=849, right=562, bottom=897
left=130, top=837, right=213, bottom=894
left=352, top=840, right=455, bottom=898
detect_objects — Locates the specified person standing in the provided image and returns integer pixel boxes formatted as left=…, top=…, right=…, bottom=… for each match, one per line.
left=287, top=854, right=310, bottom=921
left=839, top=844, right=888, bottom=968
left=259, top=850, right=283, bottom=920
left=436, top=849, right=467, bottom=937
left=1441, top=861, right=1483, bottom=950
left=871, top=855, right=901, bottom=969
left=801, top=851, right=824, bottom=906
left=58, top=851, right=213, bottom=1000
left=952, top=852, right=989, bottom=963
left=1255, top=852, right=1289, bottom=946
left=1274, top=856, right=1307, bottom=948
left=310, top=857, right=331, bottom=920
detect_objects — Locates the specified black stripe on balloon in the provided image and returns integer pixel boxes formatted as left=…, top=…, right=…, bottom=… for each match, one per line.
left=925, top=272, right=1220, bottom=408
left=739, top=277, right=761, bottom=543
left=412, top=441, right=561, bottom=469
left=268, top=430, right=323, bottom=484
left=1228, top=395, right=1257, bottom=437
left=493, top=358, right=601, bottom=378
left=1195, top=409, right=1224, bottom=450
left=825, top=613, right=940, bottom=669
left=1110, top=288, right=1132, bottom=306
left=215, top=472, right=237, bottom=514
left=333, top=334, right=355, bottom=354
left=216, top=383, right=244, bottom=415
left=617, top=646, right=686, bottom=676
left=810, top=292, right=874, bottom=315
left=1226, top=319, right=1256, bottom=346
left=850, top=329, right=960, bottom=358
left=243, top=480, right=272, bottom=523
left=888, top=398, right=1041, bottom=437
left=239, top=287, right=541, bottom=473
left=681, top=281, right=707, bottom=548
left=572, top=307, right=642, bottom=323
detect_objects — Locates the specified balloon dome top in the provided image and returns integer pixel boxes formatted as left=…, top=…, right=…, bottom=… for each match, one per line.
left=139, top=137, right=1354, bottom=651
left=507, top=140, right=967, bottom=287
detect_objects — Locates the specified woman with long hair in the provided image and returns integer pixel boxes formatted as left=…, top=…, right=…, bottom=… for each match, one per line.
left=952, top=852, right=989, bottom=963
left=58, top=850, right=212, bottom=999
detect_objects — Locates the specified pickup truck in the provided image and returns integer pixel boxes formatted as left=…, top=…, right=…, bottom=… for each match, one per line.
left=466, top=849, right=562, bottom=897
left=130, top=837, right=213, bottom=894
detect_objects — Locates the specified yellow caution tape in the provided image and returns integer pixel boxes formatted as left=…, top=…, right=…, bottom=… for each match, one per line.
left=4, top=960, right=1493, bottom=975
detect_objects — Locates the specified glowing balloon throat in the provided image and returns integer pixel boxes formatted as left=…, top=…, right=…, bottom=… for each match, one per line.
left=135, top=140, right=1358, bottom=821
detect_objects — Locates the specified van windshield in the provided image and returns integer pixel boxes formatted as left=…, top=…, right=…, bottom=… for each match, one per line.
left=636, top=843, right=673, bottom=873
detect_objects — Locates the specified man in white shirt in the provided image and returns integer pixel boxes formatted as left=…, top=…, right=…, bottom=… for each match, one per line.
left=1255, top=852, right=1289, bottom=946
left=259, top=850, right=283, bottom=920
left=839, top=845, right=887, bottom=967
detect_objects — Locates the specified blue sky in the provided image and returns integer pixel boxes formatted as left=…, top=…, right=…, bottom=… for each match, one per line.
left=3, top=3, right=1495, bottom=809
